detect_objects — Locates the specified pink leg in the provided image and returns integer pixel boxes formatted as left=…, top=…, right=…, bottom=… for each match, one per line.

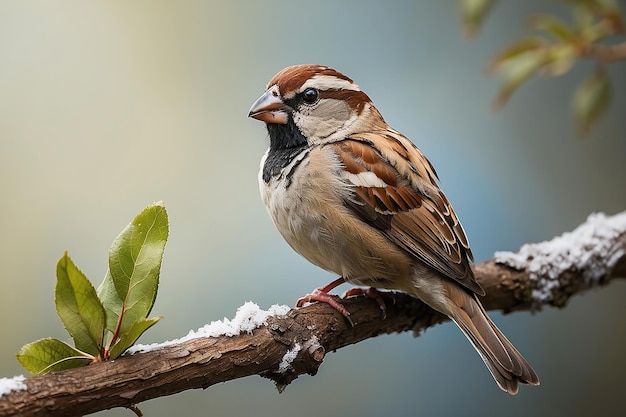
left=296, top=277, right=353, bottom=323
left=343, top=287, right=395, bottom=319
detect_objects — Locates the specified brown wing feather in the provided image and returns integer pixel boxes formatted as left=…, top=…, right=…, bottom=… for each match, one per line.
left=333, top=136, right=484, bottom=296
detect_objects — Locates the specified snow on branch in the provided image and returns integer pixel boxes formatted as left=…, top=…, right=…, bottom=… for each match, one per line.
left=0, top=377, right=26, bottom=398
left=494, top=211, right=626, bottom=308
left=0, top=211, right=624, bottom=417
left=126, top=302, right=291, bottom=355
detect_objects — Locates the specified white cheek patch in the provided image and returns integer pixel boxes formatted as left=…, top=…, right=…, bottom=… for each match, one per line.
left=294, top=99, right=351, bottom=141
left=342, top=171, right=389, bottom=187
left=341, top=112, right=359, bottom=131
left=301, top=75, right=361, bottom=92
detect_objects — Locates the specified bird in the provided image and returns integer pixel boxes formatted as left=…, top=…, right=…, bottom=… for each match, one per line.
left=248, top=64, right=539, bottom=394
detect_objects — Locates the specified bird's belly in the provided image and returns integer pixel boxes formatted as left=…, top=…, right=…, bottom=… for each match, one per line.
left=261, top=166, right=411, bottom=288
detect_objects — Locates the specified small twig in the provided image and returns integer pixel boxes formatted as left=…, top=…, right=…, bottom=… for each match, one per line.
left=127, top=405, right=143, bottom=417
left=581, top=40, right=626, bottom=62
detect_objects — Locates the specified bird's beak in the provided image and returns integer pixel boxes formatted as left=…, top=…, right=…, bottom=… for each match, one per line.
left=248, top=87, right=289, bottom=124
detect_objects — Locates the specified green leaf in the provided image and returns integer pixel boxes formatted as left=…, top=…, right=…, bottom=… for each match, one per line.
left=490, top=37, right=543, bottom=72
left=97, top=270, right=123, bottom=333
left=492, top=49, right=547, bottom=109
left=542, top=44, right=577, bottom=76
left=571, top=0, right=623, bottom=29
left=571, top=1, right=622, bottom=43
left=530, top=14, right=577, bottom=41
left=108, top=202, right=168, bottom=336
left=17, top=338, right=93, bottom=374
left=561, top=0, right=618, bottom=11
left=573, top=3, right=596, bottom=31
left=572, top=66, right=611, bottom=134
left=55, top=253, right=106, bottom=357
left=108, top=317, right=162, bottom=359
left=458, top=0, right=497, bottom=37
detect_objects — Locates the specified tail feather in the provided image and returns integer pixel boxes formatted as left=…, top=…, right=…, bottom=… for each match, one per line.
left=445, top=282, right=540, bottom=394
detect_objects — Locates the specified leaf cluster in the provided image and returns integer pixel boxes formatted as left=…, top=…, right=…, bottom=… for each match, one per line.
left=16, top=203, right=168, bottom=374
left=459, top=0, right=625, bottom=133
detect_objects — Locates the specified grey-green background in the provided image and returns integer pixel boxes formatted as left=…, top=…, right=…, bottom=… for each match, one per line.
left=1, top=1, right=625, bottom=416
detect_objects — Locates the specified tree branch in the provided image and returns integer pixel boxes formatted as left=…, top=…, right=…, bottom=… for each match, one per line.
left=582, top=40, right=626, bottom=63
left=1, top=211, right=625, bottom=417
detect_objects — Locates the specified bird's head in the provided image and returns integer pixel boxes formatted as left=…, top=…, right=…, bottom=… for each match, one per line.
left=248, top=64, right=385, bottom=150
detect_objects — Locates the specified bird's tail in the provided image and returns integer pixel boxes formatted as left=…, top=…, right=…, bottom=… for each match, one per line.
left=444, top=281, right=540, bottom=394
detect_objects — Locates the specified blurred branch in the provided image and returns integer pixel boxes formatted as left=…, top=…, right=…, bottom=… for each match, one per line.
left=1, top=211, right=625, bottom=417
left=582, top=40, right=626, bottom=62
left=459, top=0, right=626, bottom=133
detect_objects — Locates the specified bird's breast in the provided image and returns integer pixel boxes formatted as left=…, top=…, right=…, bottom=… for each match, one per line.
left=259, top=146, right=411, bottom=286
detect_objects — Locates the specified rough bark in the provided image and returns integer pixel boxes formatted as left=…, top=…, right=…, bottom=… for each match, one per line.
left=1, top=212, right=625, bottom=417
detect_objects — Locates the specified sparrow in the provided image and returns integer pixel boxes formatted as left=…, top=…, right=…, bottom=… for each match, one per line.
left=248, top=64, right=539, bottom=394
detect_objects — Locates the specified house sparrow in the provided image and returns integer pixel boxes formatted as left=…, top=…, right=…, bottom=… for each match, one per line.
left=248, top=64, right=539, bottom=394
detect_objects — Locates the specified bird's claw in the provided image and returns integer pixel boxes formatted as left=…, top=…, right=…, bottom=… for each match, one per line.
left=343, top=287, right=395, bottom=319
left=295, top=277, right=354, bottom=326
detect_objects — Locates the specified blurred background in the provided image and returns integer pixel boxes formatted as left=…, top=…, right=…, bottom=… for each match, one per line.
left=1, top=1, right=625, bottom=416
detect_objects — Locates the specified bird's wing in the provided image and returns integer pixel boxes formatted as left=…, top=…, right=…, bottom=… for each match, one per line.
left=330, top=132, right=484, bottom=296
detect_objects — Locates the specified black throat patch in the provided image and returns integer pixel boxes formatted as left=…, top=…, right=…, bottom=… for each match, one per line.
left=262, top=119, right=309, bottom=183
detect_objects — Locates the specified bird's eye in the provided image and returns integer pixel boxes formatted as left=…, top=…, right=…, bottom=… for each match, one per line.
left=302, top=88, right=319, bottom=104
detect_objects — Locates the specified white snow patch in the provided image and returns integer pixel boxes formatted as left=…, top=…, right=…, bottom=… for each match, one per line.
left=126, top=302, right=290, bottom=354
left=0, top=375, right=26, bottom=397
left=495, top=211, right=626, bottom=304
left=278, top=343, right=301, bottom=373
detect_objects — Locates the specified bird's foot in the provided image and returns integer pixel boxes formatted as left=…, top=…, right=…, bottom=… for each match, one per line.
left=295, top=277, right=354, bottom=325
left=343, top=287, right=395, bottom=319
